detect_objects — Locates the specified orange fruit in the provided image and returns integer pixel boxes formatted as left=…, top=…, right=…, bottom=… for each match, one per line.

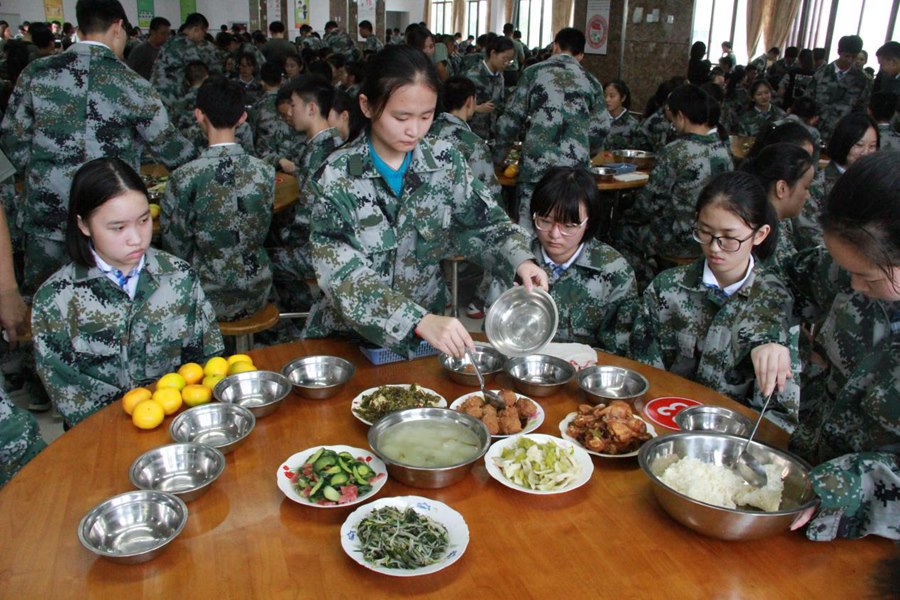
left=151, top=387, right=183, bottom=415
left=503, top=163, right=518, bottom=178
left=157, top=372, right=186, bottom=391
left=122, top=387, right=152, bottom=415
left=227, top=360, right=256, bottom=375
left=204, top=357, right=229, bottom=377
left=132, top=400, right=165, bottom=429
left=148, top=203, right=161, bottom=219
left=182, top=384, right=213, bottom=407
left=227, top=354, right=254, bottom=366
left=177, top=362, right=204, bottom=385
left=202, top=374, right=225, bottom=389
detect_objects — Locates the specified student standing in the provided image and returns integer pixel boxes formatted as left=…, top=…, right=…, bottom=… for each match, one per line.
left=464, top=35, right=514, bottom=141
left=151, top=12, right=221, bottom=110
left=808, top=35, right=872, bottom=142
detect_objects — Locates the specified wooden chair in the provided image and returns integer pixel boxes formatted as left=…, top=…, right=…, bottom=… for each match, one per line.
left=218, top=303, right=280, bottom=353
left=445, top=255, right=466, bottom=318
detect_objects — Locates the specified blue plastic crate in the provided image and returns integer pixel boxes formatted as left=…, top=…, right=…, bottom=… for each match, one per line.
left=359, top=340, right=439, bottom=365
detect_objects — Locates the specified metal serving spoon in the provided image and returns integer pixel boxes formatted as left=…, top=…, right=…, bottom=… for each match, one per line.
left=736, top=391, right=775, bottom=487
left=465, top=347, right=506, bottom=410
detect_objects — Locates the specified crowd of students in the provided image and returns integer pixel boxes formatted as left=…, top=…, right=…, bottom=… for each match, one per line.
left=0, top=0, right=896, bottom=542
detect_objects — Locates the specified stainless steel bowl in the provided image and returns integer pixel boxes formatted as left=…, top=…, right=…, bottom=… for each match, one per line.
left=213, top=370, right=291, bottom=418
left=169, top=403, right=255, bottom=453
left=78, top=490, right=188, bottom=564
left=589, top=165, right=617, bottom=181
left=612, top=149, right=655, bottom=170
left=485, top=287, right=558, bottom=357
left=129, top=443, right=226, bottom=502
left=674, top=405, right=754, bottom=437
left=439, top=345, right=505, bottom=386
left=638, top=432, right=817, bottom=540
left=504, top=354, right=575, bottom=397
left=368, top=407, right=491, bottom=489
left=577, top=365, right=650, bottom=407
left=281, top=355, right=355, bottom=399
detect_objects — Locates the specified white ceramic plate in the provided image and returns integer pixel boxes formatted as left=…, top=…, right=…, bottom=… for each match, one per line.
left=449, top=391, right=544, bottom=438
left=558, top=411, right=658, bottom=458
left=340, top=495, right=469, bottom=577
left=277, top=445, right=387, bottom=508
left=484, top=433, right=594, bottom=495
left=350, top=384, right=447, bottom=426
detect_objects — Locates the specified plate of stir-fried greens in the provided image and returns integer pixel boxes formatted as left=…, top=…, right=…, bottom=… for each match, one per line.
left=340, top=496, right=469, bottom=576
left=350, top=384, right=447, bottom=426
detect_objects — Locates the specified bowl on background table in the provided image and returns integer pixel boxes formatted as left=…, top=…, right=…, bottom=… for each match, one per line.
left=589, top=165, right=617, bottom=182
left=504, top=354, right=575, bottom=397
left=213, top=370, right=291, bottom=418
left=612, top=149, right=655, bottom=170
left=577, top=365, right=649, bottom=407
left=129, top=443, right=226, bottom=502
left=169, top=403, right=255, bottom=453
left=281, top=355, right=356, bottom=399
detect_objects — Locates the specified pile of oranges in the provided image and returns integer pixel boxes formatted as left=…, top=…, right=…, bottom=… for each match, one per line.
left=124, top=355, right=257, bottom=430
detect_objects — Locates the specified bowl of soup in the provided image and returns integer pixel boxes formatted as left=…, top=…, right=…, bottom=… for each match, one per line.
left=367, top=407, right=491, bottom=488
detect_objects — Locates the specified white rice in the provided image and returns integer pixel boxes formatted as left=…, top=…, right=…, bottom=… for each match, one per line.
left=659, top=456, right=784, bottom=512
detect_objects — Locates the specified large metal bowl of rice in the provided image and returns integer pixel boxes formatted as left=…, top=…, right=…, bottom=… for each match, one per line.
left=638, top=432, right=818, bottom=540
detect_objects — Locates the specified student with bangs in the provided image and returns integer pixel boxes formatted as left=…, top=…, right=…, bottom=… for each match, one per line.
left=736, top=80, right=785, bottom=136
left=463, top=34, right=514, bottom=140
left=602, top=79, right=650, bottom=151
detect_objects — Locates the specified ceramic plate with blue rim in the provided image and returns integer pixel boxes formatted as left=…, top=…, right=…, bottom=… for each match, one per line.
left=339, top=495, right=469, bottom=577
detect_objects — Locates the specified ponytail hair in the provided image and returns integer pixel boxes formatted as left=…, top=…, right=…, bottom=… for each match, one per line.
left=741, top=142, right=814, bottom=194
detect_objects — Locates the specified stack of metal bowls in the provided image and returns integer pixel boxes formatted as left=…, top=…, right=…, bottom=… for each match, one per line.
left=281, top=355, right=355, bottom=399
left=169, top=403, right=255, bottom=453
left=504, top=354, right=575, bottom=397
left=577, top=365, right=649, bottom=407
left=213, top=370, right=291, bottom=418
left=129, top=443, right=226, bottom=502
left=439, top=345, right=505, bottom=386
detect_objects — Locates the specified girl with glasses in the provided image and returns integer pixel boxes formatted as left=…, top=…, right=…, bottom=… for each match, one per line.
left=632, top=171, right=798, bottom=429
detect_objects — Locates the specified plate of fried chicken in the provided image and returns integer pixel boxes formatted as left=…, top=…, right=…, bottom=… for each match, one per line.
left=558, top=401, right=656, bottom=457
left=450, top=389, right=544, bottom=437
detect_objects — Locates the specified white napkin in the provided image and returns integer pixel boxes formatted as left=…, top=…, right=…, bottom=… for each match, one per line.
left=613, top=172, right=650, bottom=182
left=538, top=342, right=597, bottom=370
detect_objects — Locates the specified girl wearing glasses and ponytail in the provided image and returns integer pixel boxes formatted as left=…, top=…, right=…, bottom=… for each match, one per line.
left=632, top=170, right=799, bottom=431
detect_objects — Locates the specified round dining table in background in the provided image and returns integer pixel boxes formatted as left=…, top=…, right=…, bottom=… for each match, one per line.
left=0, top=338, right=892, bottom=598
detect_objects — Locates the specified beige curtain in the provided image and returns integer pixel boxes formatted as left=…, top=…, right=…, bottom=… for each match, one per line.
left=452, top=0, right=466, bottom=35
left=505, top=0, right=515, bottom=26
left=551, top=0, right=574, bottom=37
left=746, top=0, right=766, bottom=59
left=424, top=1, right=431, bottom=29
left=763, top=0, right=802, bottom=52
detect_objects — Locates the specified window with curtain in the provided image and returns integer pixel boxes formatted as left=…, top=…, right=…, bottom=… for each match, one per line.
left=515, top=0, right=554, bottom=50
left=466, top=0, right=488, bottom=37
left=431, top=0, right=454, bottom=36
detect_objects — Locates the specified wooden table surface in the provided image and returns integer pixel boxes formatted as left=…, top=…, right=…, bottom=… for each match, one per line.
left=496, top=166, right=649, bottom=192
left=0, top=339, right=892, bottom=598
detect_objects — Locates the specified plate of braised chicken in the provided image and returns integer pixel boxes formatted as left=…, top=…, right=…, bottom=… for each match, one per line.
left=450, top=389, right=544, bottom=437
left=558, top=400, right=656, bottom=457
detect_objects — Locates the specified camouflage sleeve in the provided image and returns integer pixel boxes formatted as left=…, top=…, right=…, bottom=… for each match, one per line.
left=587, top=78, right=611, bottom=155
left=237, top=122, right=255, bottom=156
left=159, top=168, right=196, bottom=262
left=594, top=264, right=641, bottom=357
left=468, top=135, right=501, bottom=198
left=0, top=70, right=33, bottom=172
left=626, top=145, right=677, bottom=224
left=0, top=378, right=46, bottom=488
left=629, top=281, right=666, bottom=368
left=182, top=267, right=225, bottom=363
left=133, top=90, right=197, bottom=169
left=784, top=246, right=840, bottom=323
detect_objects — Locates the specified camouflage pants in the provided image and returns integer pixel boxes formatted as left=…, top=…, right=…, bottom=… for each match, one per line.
left=0, top=372, right=47, bottom=488
left=23, top=235, right=68, bottom=297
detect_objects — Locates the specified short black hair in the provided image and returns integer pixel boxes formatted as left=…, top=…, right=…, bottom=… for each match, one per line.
left=828, top=112, right=878, bottom=165
left=325, top=20, right=338, bottom=29
left=269, top=20, right=284, bottom=33
left=554, top=27, right=585, bottom=55
left=785, top=46, right=799, bottom=59
left=283, top=74, right=335, bottom=117
left=870, top=92, right=898, bottom=122
left=441, top=76, right=476, bottom=111
left=259, top=60, right=284, bottom=87
left=359, top=20, right=373, bottom=31
left=789, top=96, right=819, bottom=120
left=149, top=16, right=170, bottom=31
left=813, top=47, right=827, bottom=61
left=696, top=171, right=779, bottom=260
left=307, top=59, right=333, bottom=81
left=531, top=166, right=605, bottom=241
left=667, top=84, right=714, bottom=126
left=330, top=89, right=366, bottom=143
left=605, top=79, right=632, bottom=109
left=196, top=76, right=246, bottom=128
left=503, top=23, right=513, bottom=35
left=238, top=51, right=258, bottom=68
left=30, top=22, right=53, bottom=49
left=837, top=35, right=863, bottom=54
left=75, top=0, right=127, bottom=35
left=487, top=35, right=514, bottom=57
left=747, top=121, right=816, bottom=158
left=184, top=13, right=209, bottom=30
left=876, top=41, right=900, bottom=60
left=184, top=60, right=209, bottom=86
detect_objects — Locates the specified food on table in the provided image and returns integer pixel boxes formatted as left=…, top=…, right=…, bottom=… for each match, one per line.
left=356, top=506, right=449, bottom=569
left=492, top=436, right=581, bottom=491
left=457, top=389, right=538, bottom=435
left=378, top=420, right=481, bottom=467
left=122, top=387, right=152, bottom=415
left=227, top=360, right=256, bottom=375
left=355, top=384, right=443, bottom=423
left=566, top=401, right=652, bottom=455
left=148, top=203, right=160, bottom=219
left=462, top=363, right=478, bottom=375
left=157, top=372, right=186, bottom=391
left=132, top=399, right=165, bottom=430
left=659, top=456, right=785, bottom=512
left=204, top=356, right=229, bottom=377
left=203, top=374, right=225, bottom=389
left=181, top=384, right=213, bottom=407
left=151, top=387, right=183, bottom=415
left=288, top=448, right=384, bottom=505
left=177, top=362, right=204, bottom=385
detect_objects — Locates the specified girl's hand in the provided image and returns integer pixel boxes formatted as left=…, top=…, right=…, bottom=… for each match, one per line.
left=0, top=288, right=27, bottom=349
left=475, top=101, right=495, bottom=114
left=278, top=158, right=296, bottom=174
left=416, top=314, right=474, bottom=358
left=516, top=260, right=549, bottom=292
left=750, top=343, right=791, bottom=397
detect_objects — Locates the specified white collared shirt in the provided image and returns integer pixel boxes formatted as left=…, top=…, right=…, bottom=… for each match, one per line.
left=91, top=247, right=144, bottom=299
left=541, top=243, right=585, bottom=275
left=702, top=254, right=754, bottom=297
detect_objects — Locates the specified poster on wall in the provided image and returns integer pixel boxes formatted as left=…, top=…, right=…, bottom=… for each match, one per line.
left=357, top=0, right=376, bottom=41
left=295, top=0, right=310, bottom=26
left=180, top=0, right=197, bottom=25
left=137, top=0, right=154, bottom=28
left=585, top=0, right=611, bottom=55
left=43, top=0, right=64, bottom=22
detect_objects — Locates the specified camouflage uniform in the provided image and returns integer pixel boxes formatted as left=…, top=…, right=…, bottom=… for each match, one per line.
left=877, top=122, right=900, bottom=152
left=786, top=247, right=900, bottom=541
left=248, top=90, right=307, bottom=168
left=428, top=112, right=500, bottom=197
left=460, top=51, right=484, bottom=73
left=603, top=110, right=651, bottom=151
left=639, top=108, right=674, bottom=152
left=230, top=42, right=265, bottom=76
left=760, top=220, right=798, bottom=277
left=302, top=134, right=533, bottom=357
left=486, top=238, right=640, bottom=356
left=721, top=88, right=751, bottom=133
left=494, top=53, right=609, bottom=230
left=463, top=60, right=506, bottom=140
left=792, top=160, right=840, bottom=251
left=31, top=248, right=224, bottom=426
left=324, top=29, right=359, bottom=61
left=632, top=258, right=801, bottom=431
left=808, top=62, right=872, bottom=141
left=150, top=34, right=222, bottom=110
left=735, top=104, right=786, bottom=136
left=0, top=372, right=46, bottom=488
left=160, top=144, right=275, bottom=321
left=364, top=35, right=384, bottom=53
left=298, top=35, right=325, bottom=53
left=0, top=42, right=196, bottom=294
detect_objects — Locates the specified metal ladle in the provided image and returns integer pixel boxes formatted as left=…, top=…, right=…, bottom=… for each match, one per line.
left=465, top=347, right=505, bottom=410
left=736, top=391, right=775, bottom=487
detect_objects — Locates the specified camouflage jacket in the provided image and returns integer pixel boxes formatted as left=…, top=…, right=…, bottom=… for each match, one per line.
left=619, top=132, right=734, bottom=258
left=639, top=108, right=674, bottom=152
left=298, top=35, right=325, bottom=52
left=721, top=88, right=751, bottom=132
left=460, top=51, right=484, bottom=72
left=364, top=35, right=384, bottom=53
left=324, top=29, right=359, bottom=60
left=759, top=220, right=798, bottom=277
left=32, top=248, right=223, bottom=425
left=877, top=123, right=900, bottom=152
left=494, top=53, right=609, bottom=183
left=786, top=248, right=900, bottom=540
left=463, top=60, right=506, bottom=140
left=792, top=160, right=840, bottom=252
left=632, top=258, right=800, bottom=429
left=302, top=134, right=533, bottom=356
left=0, top=372, right=46, bottom=488
left=427, top=112, right=500, bottom=197
left=808, top=62, right=872, bottom=141
left=150, top=35, right=222, bottom=110
left=248, top=91, right=307, bottom=168
left=735, top=104, right=786, bottom=136
left=603, top=110, right=651, bottom=151
left=0, top=43, right=195, bottom=241
left=160, top=144, right=275, bottom=321
left=486, top=238, right=640, bottom=356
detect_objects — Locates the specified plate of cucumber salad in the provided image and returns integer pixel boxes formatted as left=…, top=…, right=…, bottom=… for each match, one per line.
left=277, top=445, right=387, bottom=508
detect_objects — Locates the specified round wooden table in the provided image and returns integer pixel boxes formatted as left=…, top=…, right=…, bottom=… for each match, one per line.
left=0, top=339, right=891, bottom=597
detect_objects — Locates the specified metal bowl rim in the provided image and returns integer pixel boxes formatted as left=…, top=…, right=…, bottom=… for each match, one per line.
left=503, top=354, right=576, bottom=384
left=672, top=405, right=754, bottom=430
left=212, top=370, right=291, bottom=405
left=168, top=402, right=257, bottom=444
left=439, top=348, right=505, bottom=375
left=127, top=442, right=226, bottom=491
left=576, top=364, right=650, bottom=395
left=485, top=287, right=559, bottom=356
left=279, top=355, right=356, bottom=388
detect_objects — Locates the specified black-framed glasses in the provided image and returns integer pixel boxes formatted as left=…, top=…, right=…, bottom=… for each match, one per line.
left=532, top=213, right=588, bottom=237
left=691, top=226, right=758, bottom=253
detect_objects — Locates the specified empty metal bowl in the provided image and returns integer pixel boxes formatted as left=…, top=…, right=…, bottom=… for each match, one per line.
left=485, top=287, right=558, bottom=357
left=612, top=149, right=655, bottom=170
left=368, top=407, right=491, bottom=489
left=78, top=490, right=188, bottom=564
left=638, top=432, right=817, bottom=540
left=281, top=355, right=355, bottom=399
left=213, top=370, right=291, bottom=418
left=439, top=345, right=505, bottom=386
left=169, top=403, right=255, bottom=453
left=504, top=354, right=575, bottom=397
left=577, top=365, right=650, bottom=406
left=129, top=443, right=226, bottom=502
left=589, top=165, right=617, bottom=181
left=674, top=405, right=754, bottom=437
